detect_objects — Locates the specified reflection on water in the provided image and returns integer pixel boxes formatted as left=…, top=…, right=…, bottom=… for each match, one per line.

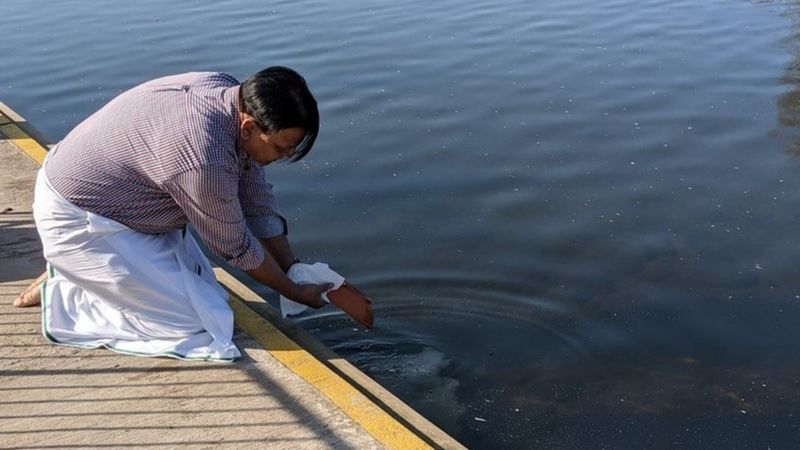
left=4, top=0, right=800, bottom=447
left=778, top=5, right=800, bottom=156
left=332, top=336, right=467, bottom=432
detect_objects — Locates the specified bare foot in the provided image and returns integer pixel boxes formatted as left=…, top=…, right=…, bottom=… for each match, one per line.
left=13, top=271, right=47, bottom=307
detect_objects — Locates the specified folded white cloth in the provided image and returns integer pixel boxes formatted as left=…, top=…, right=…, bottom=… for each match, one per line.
left=279, top=263, right=345, bottom=318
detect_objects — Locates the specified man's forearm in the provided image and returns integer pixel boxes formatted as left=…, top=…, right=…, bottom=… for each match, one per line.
left=245, top=251, right=299, bottom=299
left=259, top=234, right=297, bottom=272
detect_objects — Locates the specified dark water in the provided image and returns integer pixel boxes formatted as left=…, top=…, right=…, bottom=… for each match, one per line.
left=4, top=0, right=800, bottom=447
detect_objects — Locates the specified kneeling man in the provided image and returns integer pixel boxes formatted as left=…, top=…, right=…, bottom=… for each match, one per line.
left=16, top=67, right=332, bottom=360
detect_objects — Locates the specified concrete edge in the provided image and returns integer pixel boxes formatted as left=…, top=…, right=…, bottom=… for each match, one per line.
left=0, top=100, right=55, bottom=147
left=0, top=101, right=466, bottom=450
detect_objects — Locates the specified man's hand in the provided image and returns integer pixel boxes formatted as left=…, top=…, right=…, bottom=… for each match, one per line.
left=291, top=283, right=334, bottom=309
left=247, top=232, right=331, bottom=308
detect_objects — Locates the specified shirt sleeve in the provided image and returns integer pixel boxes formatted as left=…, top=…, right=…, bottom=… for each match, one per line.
left=238, top=162, right=288, bottom=238
left=163, top=165, right=265, bottom=271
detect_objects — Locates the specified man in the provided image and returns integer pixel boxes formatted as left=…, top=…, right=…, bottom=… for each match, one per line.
left=15, top=67, right=333, bottom=360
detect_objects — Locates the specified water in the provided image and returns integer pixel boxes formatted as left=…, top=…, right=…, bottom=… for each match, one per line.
left=4, top=0, right=800, bottom=447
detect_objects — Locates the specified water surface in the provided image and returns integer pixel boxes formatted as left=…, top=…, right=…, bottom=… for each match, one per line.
left=3, top=0, right=800, bottom=447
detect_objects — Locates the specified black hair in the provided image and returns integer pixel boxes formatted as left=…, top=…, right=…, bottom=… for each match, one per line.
left=240, top=66, right=319, bottom=162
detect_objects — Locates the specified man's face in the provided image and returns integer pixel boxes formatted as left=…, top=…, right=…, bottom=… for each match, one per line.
left=240, top=115, right=305, bottom=165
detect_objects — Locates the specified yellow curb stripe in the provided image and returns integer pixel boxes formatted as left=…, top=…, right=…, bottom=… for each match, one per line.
left=227, top=295, right=432, bottom=450
left=0, top=123, right=48, bottom=165
left=1, top=103, right=439, bottom=450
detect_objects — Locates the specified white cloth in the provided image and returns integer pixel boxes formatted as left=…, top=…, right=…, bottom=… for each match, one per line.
left=279, top=263, right=345, bottom=318
left=32, top=166, right=240, bottom=361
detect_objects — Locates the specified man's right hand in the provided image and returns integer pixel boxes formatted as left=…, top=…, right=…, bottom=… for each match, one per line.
left=291, top=283, right=334, bottom=308
left=245, top=250, right=333, bottom=309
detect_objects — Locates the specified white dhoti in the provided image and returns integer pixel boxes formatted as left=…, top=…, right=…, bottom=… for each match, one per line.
left=32, top=166, right=240, bottom=361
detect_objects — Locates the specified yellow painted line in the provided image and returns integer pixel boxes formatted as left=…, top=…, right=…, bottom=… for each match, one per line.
left=0, top=123, right=48, bottom=165
left=2, top=103, right=439, bottom=450
left=227, top=294, right=432, bottom=450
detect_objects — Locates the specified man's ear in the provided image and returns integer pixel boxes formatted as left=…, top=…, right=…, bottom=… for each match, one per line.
left=240, top=116, right=257, bottom=141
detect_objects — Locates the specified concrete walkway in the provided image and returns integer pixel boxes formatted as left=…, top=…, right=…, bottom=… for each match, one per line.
left=0, top=106, right=463, bottom=449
